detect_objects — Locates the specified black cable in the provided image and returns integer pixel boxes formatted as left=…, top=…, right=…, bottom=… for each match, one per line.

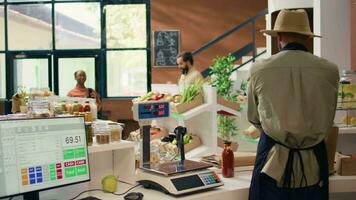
left=112, top=184, right=141, bottom=196
left=68, top=189, right=104, bottom=200
left=68, top=184, right=141, bottom=200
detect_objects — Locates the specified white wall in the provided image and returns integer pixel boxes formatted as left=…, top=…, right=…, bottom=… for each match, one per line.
left=266, top=0, right=351, bottom=72
left=266, top=0, right=313, bottom=56
left=314, top=0, right=351, bottom=72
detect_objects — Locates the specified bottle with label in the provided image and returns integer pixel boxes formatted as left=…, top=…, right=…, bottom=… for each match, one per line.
left=222, top=141, right=234, bottom=178
left=90, top=99, right=97, bottom=120
left=84, top=101, right=91, bottom=112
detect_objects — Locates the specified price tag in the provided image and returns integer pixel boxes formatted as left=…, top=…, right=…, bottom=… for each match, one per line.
left=62, top=135, right=84, bottom=147
left=29, top=100, right=49, bottom=111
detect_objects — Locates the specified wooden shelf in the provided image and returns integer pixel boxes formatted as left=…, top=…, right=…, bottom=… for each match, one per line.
left=88, top=140, right=135, bottom=154
left=338, top=127, right=356, bottom=135
left=330, top=174, right=356, bottom=193
left=170, top=104, right=212, bottom=120
left=217, top=104, right=241, bottom=117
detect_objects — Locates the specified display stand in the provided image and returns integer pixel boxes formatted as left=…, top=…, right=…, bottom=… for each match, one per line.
left=88, top=140, right=136, bottom=188
left=154, top=85, right=241, bottom=159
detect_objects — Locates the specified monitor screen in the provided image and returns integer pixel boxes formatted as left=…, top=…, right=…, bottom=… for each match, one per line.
left=0, top=117, right=90, bottom=198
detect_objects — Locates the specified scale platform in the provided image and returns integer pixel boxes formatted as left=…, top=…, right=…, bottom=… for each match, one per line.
left=137, top=160, right=223, bottom=195
left=140, top=160, right=213, bottom=176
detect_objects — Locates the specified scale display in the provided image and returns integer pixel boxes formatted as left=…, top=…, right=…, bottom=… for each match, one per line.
left=138, top=102, right=169, bottom=120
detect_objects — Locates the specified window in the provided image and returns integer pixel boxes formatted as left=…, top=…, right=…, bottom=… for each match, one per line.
left=107, top=50, right=147, bottom=97
left=106, top=4, right=148, bottom=97
left=106, top=4, right=146, bottom=48
left=55, top=3, right=100, bottom=49
left=0, top=6, right=4, bottom=51
left=7, top=4, right=52, bottom=50
left=57, top=58, right=95, bottom=96
left=1, top=1, right=150, bottom=100
left=14, top=58, right=49, bottom=90
left=0, top=54, right=5, bottom=98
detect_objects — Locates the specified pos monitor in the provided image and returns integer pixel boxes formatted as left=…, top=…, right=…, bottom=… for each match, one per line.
left=0, top=117, right=90, bottom=200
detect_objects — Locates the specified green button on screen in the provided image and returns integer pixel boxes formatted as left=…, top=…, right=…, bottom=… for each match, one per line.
left=65, top=167, right=76, bottom=178
left=63, top=149, right=75, bottom=160
left=76, top=165, right=88, bottom=176
left=74, top=148, right=86, bottom=158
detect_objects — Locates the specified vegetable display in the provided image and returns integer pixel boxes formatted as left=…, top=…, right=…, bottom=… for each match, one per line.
left=180, top=80, right=204, bottom=103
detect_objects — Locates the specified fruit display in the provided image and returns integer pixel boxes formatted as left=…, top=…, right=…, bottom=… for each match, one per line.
left=133, top=91, right=182, bottom=104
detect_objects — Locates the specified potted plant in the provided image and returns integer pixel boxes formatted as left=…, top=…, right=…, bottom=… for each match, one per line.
left=210, top=54, right=239, bottom=149
left=210, top=54, right=239, bottom=110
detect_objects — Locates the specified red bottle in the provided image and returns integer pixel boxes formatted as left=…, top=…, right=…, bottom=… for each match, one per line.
left=222, top=141, right=234, bottom=178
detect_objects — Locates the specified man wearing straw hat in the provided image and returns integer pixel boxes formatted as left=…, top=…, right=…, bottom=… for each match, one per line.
left=248, top=9, right=339, bottom=200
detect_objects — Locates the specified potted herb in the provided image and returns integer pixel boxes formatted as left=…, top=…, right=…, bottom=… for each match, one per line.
left=210, top=54, right=239, bottom=110
left=210, top=54, right=239, bottom=147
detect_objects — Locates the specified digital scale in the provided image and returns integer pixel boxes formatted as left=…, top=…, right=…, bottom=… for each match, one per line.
left=132, top=101, right=223, bottom=195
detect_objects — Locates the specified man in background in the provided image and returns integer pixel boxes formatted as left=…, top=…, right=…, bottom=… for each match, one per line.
left=248, top=9, right=339, bottom=200
left=176, top=51, right=203, bottom=92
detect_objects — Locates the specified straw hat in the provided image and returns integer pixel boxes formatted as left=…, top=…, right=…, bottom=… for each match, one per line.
left=261, top=9, right=321, bottom=38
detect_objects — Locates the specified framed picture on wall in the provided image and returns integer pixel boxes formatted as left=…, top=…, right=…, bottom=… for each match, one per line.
left=153, top=30, right=180, bottom=67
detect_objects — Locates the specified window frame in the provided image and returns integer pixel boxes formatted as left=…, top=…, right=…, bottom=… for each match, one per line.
left=0, top=0, right=151, bottom=104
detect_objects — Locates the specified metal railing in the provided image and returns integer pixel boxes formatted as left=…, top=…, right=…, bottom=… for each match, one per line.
left=193, top=9, right=268, bottom=77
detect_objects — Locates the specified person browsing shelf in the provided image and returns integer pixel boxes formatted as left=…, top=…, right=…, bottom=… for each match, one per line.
left=67, top=69, right=101, bottom=110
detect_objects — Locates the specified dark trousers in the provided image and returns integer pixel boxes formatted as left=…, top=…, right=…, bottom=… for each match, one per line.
left=260, top=173, right=323, bottom=200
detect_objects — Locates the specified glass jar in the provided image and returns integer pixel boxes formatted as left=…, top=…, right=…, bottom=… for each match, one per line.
left=222, top=141, right=234, bottom=178
left=339, top=70, right=356, bottom=108
left=85, top=122, right=93, bottom=146
left=84, top=101, right=91, bottom=112
left=72, top=101, right=79, bottom=113
left=89, top=99, right=97, bottom=120
left=108, top=123, right=122, bottom=142
left=95, top=126, right=110, bottom=144
left=84, top=112, right=93, bottom=122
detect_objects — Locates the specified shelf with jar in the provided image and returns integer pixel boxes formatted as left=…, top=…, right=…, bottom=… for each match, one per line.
left=336, top=70, right=356, bottom=127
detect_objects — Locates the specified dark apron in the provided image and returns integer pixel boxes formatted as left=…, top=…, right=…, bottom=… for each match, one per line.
left=248, top=132, right=329, bottom=200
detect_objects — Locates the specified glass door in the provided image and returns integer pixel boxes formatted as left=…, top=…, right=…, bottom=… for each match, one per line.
left=6, top=53, right=52, bottom=99
left=54, top=52, right=99, bottom=97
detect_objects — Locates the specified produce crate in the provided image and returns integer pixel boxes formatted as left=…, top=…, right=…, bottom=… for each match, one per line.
left=170, top=93, right=204, bottom=114
left=184, top=135, right=201, bottom=153
left=217, top=95, right=240, bottom=111
left=336, top=153, right=356, bottom=176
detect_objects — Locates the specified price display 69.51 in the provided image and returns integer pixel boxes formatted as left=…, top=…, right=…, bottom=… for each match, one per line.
left=62, top=135, right=84, bottom=147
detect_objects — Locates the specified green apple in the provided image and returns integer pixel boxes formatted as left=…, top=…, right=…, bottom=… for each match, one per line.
left=102, top=175, right=117, bottom=193
left=183, top=135, right=192, bottom=144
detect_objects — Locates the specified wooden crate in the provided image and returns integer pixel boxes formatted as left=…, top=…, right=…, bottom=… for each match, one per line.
left=170, top=94, right=204, bottom=114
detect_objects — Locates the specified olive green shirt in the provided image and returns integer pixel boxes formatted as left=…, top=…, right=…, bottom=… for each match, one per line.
left=248, top=50, right=339, bottom=187
left=178, top=67, right=203, bottom=92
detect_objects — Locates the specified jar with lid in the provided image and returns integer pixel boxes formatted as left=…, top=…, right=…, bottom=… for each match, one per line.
left=89, top=99, right=97, bottom=120
left=72, top=101, right=79, bottom=113
left=108, top=123, right=122, bottom=142
left=339, top=70, right=356, bottom=126
left=340, top=70, right=356, bottom=108
left=85, top=122, right=93, bottom=146
left=84, top=101, right=91, bottom=112
left=222, top=140, right=234, bottom=178
left=95, top=126, right=110, bottom=144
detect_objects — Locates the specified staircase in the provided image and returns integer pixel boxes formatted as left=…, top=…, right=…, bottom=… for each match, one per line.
left=192, top=9, right=268, bottom=90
